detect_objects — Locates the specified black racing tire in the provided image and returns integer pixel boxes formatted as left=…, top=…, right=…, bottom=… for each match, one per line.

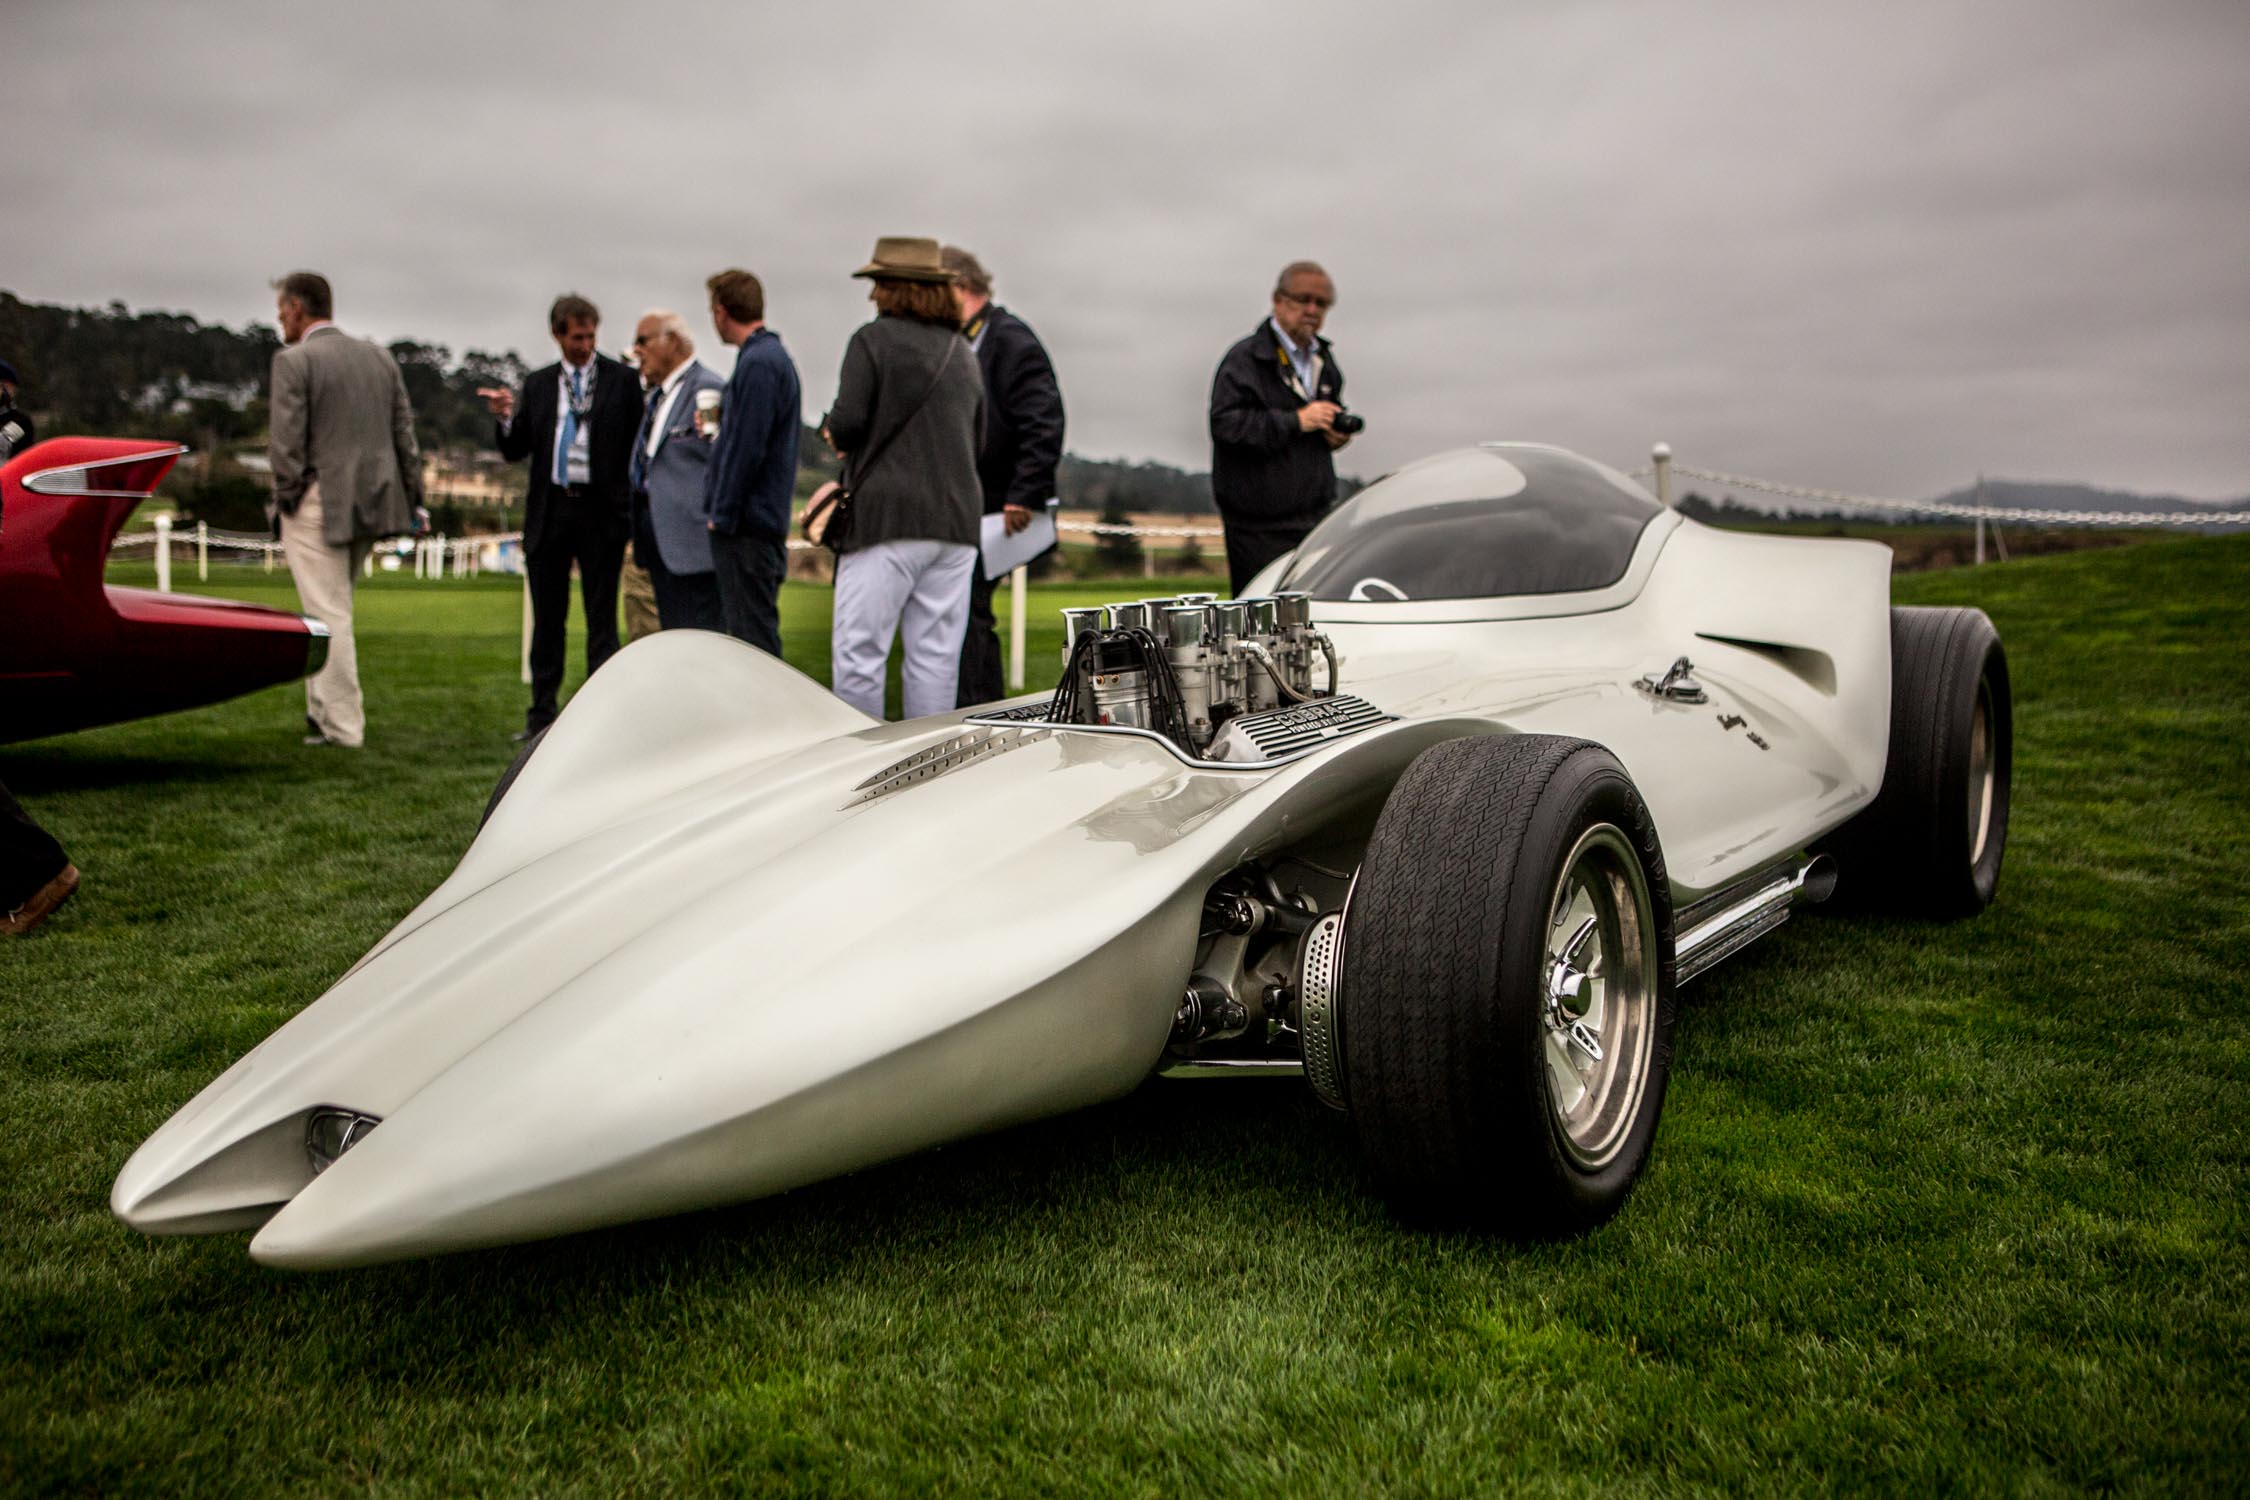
left=479, top=727, right=547, bottom=831
left=1338, top=734, right=1678, bottom=1238
left=1826, top=607, right=2011, bottom=918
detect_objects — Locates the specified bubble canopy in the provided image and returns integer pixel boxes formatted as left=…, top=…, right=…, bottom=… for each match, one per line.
left=1278, top=445, right=1666, bottom=602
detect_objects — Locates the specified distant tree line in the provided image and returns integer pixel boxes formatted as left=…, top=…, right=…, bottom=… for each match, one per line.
left=1675, top=491, right=1864, bottom=526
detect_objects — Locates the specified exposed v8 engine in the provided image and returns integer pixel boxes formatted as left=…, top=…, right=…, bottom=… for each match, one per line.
left=1040, top=591, right=1362, bottom=761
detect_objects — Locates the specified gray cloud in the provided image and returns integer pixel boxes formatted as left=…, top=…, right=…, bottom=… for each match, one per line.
left=3, top=0, right=2244, bottom=498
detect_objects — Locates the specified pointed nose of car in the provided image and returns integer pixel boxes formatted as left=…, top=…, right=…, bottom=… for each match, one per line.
left=121, top=720, right=1217, bottom=1267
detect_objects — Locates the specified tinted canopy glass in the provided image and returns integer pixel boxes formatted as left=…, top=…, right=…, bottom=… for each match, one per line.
left=1279, top=446, right=1664, bottom=602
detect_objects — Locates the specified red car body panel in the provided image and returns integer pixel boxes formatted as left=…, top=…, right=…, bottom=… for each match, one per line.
left=1, top=437, right=324, bottom=745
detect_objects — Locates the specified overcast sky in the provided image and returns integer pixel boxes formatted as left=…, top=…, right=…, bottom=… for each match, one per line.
left=5, top=0, right=2245, bottom=500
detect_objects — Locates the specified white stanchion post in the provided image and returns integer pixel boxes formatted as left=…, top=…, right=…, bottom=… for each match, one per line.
left=1974, top=476, right=1986, bottom=566
left=521, top=575, right=534, bottom=684
left=1009, top=564, right=1028, bottom=692
left=155, top=514, right=173, bottom=593
left=196, top=520, right=209, bottom=581
left=1652, top=442, right=1673, bottom=507
left=263, top=542, right=274, bottom=573
left=363, top=552, right=373, bottom=578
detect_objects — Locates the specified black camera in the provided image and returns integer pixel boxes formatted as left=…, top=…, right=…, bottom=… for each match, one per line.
left=1329, top=408, right=1365, bottom=436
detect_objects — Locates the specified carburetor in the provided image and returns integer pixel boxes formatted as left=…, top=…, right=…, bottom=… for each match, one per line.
left=1048, top=591, right=1344, bottom=759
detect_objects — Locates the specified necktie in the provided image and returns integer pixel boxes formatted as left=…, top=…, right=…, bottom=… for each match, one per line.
left=553, top=366, right=584, bottom=487
left=631, top=386, right=661, bottom=492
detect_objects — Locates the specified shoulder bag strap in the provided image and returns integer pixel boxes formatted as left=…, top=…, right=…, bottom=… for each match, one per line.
left=844, top=333, right=960, bottom=492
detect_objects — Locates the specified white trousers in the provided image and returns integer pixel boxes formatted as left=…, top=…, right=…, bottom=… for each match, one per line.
left=278, top=482, right=373, bottom=746
left=831, top=538, right=977, bottom=720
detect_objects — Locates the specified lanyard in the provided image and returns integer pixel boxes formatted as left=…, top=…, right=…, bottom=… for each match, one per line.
left=1275, top=338, right=1321, bottom=402
left=562, top=362, right=594, bottom=416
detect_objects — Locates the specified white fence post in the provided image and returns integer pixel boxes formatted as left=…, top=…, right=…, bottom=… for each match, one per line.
left=196, top=520, right=209, bottom=581
left=521, top=575, right=534, bottom=684
left=1652, top=442, right=1673, bottom=506
left=155, top=514, right=173, bottom=593
left=1009, top=564, right=1028, bottom=692
left=1974, top=476, right=1987, bottom=566
left=263, top=541, right=274, bottom=573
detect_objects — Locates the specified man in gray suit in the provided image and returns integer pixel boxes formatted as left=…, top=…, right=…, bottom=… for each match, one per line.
left=627, top=310, right=727, bottom=631
left=267, top=271, right=421, bottom=748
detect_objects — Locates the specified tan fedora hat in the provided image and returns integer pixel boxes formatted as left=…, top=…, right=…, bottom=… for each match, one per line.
left=851, top=235, right=955, bottom=283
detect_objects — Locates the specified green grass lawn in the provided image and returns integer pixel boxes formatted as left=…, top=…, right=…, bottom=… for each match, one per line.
left=3, top=542, right=2244, bottom=1494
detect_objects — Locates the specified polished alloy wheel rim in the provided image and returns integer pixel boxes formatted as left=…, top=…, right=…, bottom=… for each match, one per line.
left=1968, top=677, right=1996, bottom=866
left=1540, top=823, right=1657, bottom=1171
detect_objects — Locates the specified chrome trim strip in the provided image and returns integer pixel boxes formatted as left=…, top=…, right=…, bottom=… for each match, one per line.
left=21, top=444, right=191, bottom=498
left=1155, top=1057, right=1305, bottom=1079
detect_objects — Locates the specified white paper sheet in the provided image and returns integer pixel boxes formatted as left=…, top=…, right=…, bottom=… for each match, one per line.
left=980, top=499, right=1059, bottom=580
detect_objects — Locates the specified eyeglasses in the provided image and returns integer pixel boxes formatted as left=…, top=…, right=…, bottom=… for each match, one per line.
left=1279, top=292, right=1333, bottom=310
left=632, top=332, right=666, bottom=347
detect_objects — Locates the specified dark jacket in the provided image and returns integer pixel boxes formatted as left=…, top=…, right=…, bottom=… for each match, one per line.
left=1208, top=319, right=1345, bottom=529
left=703, top=329, right=803, bottom=542
left=822, top=317, right=984, bottom=552
left=496, top=353, right=641, bottom=555
left=966, top=304, right=1064, bottom=514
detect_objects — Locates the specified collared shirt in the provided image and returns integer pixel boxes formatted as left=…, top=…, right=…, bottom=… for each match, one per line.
left=963, top=303, right=991, bottom=355
left=643, top=359, right=699, bottom=460
left=554, top=359, right=595, bottom=485
left=1268, top=316, right=1322, bottom=402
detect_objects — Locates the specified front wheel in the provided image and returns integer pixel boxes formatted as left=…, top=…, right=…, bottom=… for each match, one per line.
left=1337, top=734, right=1677, bottom=1237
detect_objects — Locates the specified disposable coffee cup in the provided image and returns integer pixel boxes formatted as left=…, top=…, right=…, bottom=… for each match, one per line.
left=694, top=389, right=722, bottom=437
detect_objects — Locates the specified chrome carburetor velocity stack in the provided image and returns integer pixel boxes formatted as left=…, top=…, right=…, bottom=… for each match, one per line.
left=1037, top=589, right=1348, bottom=760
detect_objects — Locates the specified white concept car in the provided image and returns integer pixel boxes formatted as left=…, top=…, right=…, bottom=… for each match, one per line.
left=114, top=444, right=2013, bottom=1269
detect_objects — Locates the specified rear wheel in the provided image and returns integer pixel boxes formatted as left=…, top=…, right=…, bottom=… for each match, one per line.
left=1337, top=734, right=1677, bottom=1236
left=1828, top=607, right=2011, bottom=917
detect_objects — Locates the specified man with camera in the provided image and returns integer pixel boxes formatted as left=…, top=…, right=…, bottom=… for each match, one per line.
left=1208, top=260, right=1357, bottom=594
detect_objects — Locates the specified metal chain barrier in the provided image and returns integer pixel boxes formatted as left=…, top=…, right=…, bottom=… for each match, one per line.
left=1664, top=462, right=2249, bottom=528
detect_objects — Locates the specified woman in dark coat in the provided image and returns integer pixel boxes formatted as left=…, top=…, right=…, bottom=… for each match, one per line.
left=819, top=237, right=985, bottom=720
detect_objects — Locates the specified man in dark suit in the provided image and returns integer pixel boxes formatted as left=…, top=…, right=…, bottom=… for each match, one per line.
left=1209, top=260, right=1352, bottom=594
left=940, top=246, right=1065, bottom=707
left=481, top=293, right=642, bottom=739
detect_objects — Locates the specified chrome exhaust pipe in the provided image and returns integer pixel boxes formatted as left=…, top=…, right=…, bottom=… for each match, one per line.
left=1674, top=853, right=1835, bottom=985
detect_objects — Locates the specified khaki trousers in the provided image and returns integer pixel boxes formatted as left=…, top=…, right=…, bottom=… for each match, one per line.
left=279, top=482, right=373, bottom=746
left=621, top=551, right=660, bottom=642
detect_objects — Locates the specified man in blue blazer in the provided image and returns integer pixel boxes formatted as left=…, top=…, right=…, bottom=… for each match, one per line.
left=702, top=269, right=800, bottom=657
left=626, top=311, right=727, bottom=632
